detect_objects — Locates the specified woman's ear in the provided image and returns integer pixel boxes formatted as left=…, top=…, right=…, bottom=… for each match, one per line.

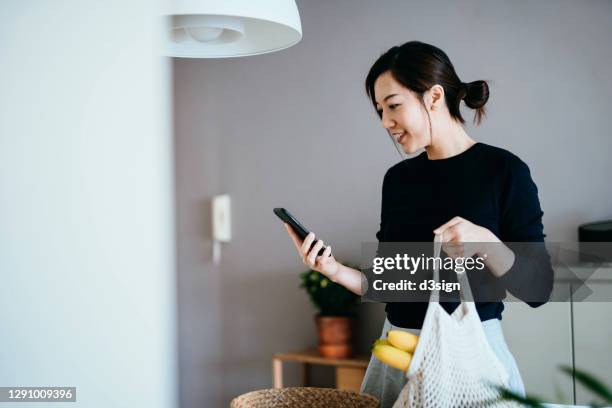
left=426, top=84, right=445, bottom=111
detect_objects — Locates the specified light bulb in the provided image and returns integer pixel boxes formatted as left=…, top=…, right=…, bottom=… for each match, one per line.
left=187, top=26, right=223, bottom=42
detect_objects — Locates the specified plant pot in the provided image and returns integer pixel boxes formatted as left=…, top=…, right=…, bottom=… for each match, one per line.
left=314, top=315, right=354, bottom=358
left=317, top=343, right=354, bottom=359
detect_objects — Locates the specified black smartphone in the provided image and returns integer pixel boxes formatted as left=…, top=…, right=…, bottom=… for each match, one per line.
left=273, top=208, right=330, bottom=257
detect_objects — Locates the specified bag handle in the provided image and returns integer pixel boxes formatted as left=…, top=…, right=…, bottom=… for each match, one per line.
left=430, top=234, right=475, bottom=306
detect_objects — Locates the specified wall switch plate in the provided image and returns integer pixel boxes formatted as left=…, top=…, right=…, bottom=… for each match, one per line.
left=212, top=194, right=231, bottom=242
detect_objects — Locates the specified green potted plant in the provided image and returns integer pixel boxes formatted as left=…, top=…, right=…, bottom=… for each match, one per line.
left=299, top=264, right=360, bottom=359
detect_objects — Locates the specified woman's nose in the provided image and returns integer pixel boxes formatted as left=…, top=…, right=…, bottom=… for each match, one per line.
left=381, top=113, right=395, bottom=130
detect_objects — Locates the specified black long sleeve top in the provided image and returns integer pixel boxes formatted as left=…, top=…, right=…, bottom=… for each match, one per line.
left=378, top=142, right=554, bottom=329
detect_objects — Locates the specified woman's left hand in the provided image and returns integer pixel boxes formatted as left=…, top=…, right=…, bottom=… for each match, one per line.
left=433, top=216, right=500, bottom=258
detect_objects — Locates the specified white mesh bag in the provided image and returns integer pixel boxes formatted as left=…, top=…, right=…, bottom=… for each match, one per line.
left=392, top=235, right=519, bottom=408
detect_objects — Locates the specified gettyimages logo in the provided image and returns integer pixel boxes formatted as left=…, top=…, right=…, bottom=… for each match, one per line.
left=372, top=253, right=486, bottom=274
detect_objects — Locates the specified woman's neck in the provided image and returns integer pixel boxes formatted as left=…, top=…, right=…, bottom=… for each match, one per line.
left=424, top=120, right=476, bottom=160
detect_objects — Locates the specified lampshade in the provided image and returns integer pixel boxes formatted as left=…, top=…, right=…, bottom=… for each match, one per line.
left=166, top=0, right=302, bottom=58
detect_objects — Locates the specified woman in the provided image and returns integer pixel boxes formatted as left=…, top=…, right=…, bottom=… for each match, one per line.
left=284, top=41, right=553, bottom=407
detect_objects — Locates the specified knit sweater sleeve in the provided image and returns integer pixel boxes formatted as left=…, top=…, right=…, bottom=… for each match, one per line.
left=496, top=157, right=554, bottom=307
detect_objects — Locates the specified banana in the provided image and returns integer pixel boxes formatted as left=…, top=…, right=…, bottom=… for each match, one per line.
left=371, top=339, right=390, bottom=349
left=372, top=344, right=412, bottom=371
left=387, top=330, right=419, bottom=353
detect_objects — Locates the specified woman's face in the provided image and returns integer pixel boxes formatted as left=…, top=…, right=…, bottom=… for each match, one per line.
left=373, top=71, right=431, bottom=154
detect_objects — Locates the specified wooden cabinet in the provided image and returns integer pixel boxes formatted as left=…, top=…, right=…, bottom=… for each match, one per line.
left=272, top=350, right=369, bottom=392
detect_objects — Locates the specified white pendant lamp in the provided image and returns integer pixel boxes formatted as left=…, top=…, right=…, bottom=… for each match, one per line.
left=166, top=0, right=302, bottom=58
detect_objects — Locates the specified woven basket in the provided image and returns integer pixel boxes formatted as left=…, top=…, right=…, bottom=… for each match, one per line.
left=230, top=387, right=379, bottom=408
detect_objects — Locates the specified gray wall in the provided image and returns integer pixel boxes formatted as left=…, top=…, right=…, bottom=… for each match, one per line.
left=173, top=1, right=612, bottom=406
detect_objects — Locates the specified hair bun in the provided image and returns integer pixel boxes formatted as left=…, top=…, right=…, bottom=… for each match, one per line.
left=463, top=80, right=489, bottom=109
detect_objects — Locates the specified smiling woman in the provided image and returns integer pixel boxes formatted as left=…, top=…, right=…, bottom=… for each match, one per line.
left=354, top=41, right=553, bottom=408
left=280, top=41, right=553, bottom=408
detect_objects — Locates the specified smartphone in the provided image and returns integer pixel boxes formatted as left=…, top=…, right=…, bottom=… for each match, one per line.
left=273, top=208, right=330, bottom=257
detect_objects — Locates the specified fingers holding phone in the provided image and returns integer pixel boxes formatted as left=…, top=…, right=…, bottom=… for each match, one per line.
left=304, top=233, right=322, bottom=264
left=283, top=223, right=339, bottom=279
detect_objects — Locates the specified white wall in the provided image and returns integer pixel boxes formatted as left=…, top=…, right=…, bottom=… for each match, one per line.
left=0, top=1, right=176, bottom=407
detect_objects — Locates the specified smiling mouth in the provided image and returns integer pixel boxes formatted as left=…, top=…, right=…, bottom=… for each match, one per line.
left=392, top=131, right=407, bottom=144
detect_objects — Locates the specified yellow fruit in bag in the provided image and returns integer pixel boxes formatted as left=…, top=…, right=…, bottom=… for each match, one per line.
left=387, top=330, right=419, bottom=353
left=372, top=339, right=390, bottom=348
left=372, top=344, right=412, bottom=372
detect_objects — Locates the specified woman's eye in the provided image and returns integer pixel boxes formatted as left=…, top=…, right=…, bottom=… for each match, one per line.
left=376, top=104, right=399, bottom=116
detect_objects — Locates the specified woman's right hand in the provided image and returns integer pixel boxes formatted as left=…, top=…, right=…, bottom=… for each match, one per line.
left=283, top=223, right=340, bottom=280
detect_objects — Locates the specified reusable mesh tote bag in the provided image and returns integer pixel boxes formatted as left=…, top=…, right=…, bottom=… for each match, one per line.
left=392, top=235, right=518, bottom=408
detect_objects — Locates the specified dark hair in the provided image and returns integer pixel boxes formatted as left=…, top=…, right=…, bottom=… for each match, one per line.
left=365, top=41, right=489, bottom=125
